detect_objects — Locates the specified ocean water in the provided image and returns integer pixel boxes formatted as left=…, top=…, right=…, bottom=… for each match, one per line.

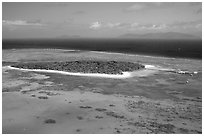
left=2, top=38, right=202, bottom=59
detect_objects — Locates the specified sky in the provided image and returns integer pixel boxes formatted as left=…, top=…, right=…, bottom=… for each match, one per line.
left=2, top=2, right=202, bottom=39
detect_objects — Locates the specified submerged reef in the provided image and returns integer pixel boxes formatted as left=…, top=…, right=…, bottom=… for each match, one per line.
left=11, top=61, right=145, bottom=75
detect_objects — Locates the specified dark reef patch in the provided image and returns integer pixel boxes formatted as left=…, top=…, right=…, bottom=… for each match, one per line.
left=44, top=119, right=56, bottom=124
left=11, top=60, right=145, bottom=75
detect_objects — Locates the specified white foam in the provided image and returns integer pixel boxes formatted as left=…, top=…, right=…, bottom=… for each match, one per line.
left=194, top=71, right=198, bottom=74
left=144, top=65, right=156, bottom=69
left=7, top=66, right=132, bottom=79
left=144, top=64, right=176, bottom=71
left=144, top=64, right=197, bottom=75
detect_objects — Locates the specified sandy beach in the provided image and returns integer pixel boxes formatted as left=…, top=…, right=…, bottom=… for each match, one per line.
left=2, top=49, right=202, bottom=134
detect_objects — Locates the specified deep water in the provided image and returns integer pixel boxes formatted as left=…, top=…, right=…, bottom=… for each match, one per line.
left=2, top=38, right=202, bottom=59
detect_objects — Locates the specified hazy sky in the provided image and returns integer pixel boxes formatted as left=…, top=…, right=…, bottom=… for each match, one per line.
left=2, top=2, right=202, bottom=39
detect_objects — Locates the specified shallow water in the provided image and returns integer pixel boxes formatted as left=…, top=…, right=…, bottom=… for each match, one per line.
left=2, top=49, right=202, bottom=134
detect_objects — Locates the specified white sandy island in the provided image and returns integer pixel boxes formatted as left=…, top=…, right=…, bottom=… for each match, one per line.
left=6, top=64, right=190, bottom=79
left=5, top=64, right=166, bottom=79
left=7, top=66, right=133, bottom=79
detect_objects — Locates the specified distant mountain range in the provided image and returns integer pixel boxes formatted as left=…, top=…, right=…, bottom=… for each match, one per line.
left=119, top=32, right=201, bottom=40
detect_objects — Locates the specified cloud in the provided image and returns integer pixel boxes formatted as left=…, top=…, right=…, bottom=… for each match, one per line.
left=169, top=20, right=201, bottom=29
left=126, top=23, right=168, bottom=31
left=3, top=20, right=43, bottom=26
left=89, top=20, right=201, bottom=32
left=111, top=22, right=167, bottom=30
left=131, top=21, right=201, bottom=31
left=89, top=22, right=122, bottom=30
left=89, top=21, right=168, bottom=31
left=136, top=24, right=167, bottom=30
left=129, top=20, right=201, bottom=30
left=89, top=21, right=102, bottom=30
